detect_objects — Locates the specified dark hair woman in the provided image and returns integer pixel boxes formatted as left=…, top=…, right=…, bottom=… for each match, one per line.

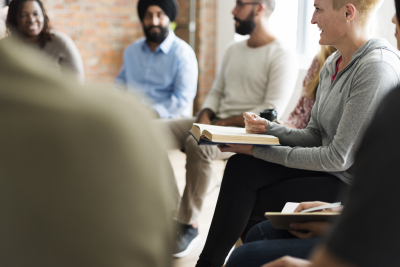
left=4, top=0, right=84, bottom=83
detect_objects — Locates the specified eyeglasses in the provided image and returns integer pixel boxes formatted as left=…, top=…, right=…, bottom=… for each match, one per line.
left=235, top=1, right=261, bottom=9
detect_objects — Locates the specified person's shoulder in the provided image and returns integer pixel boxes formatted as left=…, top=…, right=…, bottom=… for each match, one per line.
left=357, top=44, right=400, bottom=79
left=171, top=35, right=196, bottom=58
left=226, top=39, right=247, bottom=50
left=172, top=35, right=193, bottom=51
left=77, top=86, right=153, bottom=129
left=359, top=38, right=400, bottom=65
left=1, top=36, right=156, bottom=149
left=49, top=30, right=75, bottom=46
left=219, top=39, right=247, bottom=57
left=266, top=39, right=296, bottom=56
left=124, top=37, right=146, bottom=53
left=0, top=36, right=12, bottom=46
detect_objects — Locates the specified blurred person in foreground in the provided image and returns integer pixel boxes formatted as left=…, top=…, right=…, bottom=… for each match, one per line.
left=0, top=32, right=173, bottom=267
left=115, top=0, right=198, bottom=119
left=3, top=0, right=84, bottom=84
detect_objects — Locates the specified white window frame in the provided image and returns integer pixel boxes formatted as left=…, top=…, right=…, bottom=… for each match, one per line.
left=296, top=0, right=320, bottom=70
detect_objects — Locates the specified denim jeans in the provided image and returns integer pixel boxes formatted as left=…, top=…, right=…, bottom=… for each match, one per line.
left=225, top=220, right=322, bottom=267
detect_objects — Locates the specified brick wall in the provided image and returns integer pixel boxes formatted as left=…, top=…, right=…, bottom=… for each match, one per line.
left=42, top=0, right=142, bottom=84
left=175, top=0, right=190, bottom=44
left=8, top=0, right=216, bottom=112
left=194, top=0, right=216, bottom=113
left=175, top=0, right=217, bottom=113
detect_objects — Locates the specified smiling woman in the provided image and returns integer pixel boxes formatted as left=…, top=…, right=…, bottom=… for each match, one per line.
left=195, top=0, right=400, bottom=266
left=3, top=0, right=84, bottom=84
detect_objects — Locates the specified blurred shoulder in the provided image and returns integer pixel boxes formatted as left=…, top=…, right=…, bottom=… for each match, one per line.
left=49, top=30, right=75, bottom=47
left=171, top=35, right=196, bottom=59
left=267, top=39, right=297, bottom=57
left=124, top=37, right=146, bottom=54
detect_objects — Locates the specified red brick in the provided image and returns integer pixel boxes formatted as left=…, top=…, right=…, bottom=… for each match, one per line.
left=40, top=0, right=216, bottom=97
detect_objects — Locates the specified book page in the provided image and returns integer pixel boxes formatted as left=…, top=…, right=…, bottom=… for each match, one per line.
left=202, top=125, right=276, bottom=139
left=192, top=123, right=279, bottom=145
left=281, top=202, right=300, bottom=214
left=193, top=124, right=277, bottom=138
left=193, top=123, right=244, bottom=135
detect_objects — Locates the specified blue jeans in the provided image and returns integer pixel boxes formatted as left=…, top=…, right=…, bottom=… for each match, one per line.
left=226, top=221, right=322, bottom=267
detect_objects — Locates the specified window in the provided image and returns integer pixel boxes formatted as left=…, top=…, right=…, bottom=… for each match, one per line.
left=297, top=0, right=320, bottom=68
left=234, top=0, right=299, bottom=46
left=234, top=0, right=321, bottom=69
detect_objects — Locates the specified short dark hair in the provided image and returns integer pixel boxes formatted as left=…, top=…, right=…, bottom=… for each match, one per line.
left=6, top=0, right=52, bottom=48
left=396, top=0, right=400, bottom=25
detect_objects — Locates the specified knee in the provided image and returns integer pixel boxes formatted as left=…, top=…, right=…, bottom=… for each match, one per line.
left=225, top=245, right=248, bottom=267
left=184, top=136, right=212, bottom=159
left=244, top=223, right=264, bottom=244
left=226, top=154, right=256, bottom=169
left=185, top=135, right=202, bottom=152
left=224, top=154, right=254, bottom=180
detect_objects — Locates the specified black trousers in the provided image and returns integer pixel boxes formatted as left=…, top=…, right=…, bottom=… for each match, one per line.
left=196, top=154, right=348, bottom=267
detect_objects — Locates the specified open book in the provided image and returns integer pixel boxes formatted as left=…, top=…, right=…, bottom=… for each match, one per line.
left=189, top=123, right=280, bottom=146
left=264, top=202, right=340, bottom=230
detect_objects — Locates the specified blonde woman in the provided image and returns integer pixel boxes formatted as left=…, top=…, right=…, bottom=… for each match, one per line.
left=257, top=2, right=400, bottom=267
left=283, top=46, right=337, bottom=129
left=196, top=0, right=400, bottom=266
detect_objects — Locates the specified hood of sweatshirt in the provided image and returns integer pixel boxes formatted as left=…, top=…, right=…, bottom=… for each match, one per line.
left=325, top=38, right=400, bottom=90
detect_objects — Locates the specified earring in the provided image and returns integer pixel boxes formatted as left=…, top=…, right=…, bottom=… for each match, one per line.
left=346, top=19, right=349, bottom=22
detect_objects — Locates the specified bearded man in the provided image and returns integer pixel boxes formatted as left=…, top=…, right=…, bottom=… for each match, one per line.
left=158, top=0, right=299, bottom=258
left=116, top=0, right=198, bottom=119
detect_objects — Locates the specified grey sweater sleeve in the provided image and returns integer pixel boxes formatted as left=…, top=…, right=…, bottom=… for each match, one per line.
left=253, top=61, right=399, bottom=173
left=262, top=90, right=323, bottom=148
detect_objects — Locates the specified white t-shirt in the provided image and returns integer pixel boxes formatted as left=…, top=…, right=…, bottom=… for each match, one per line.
left=202, top=39, right=298, bottom=119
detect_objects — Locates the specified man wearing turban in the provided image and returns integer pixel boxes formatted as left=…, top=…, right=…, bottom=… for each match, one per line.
left=116, top=0, right=198, bottom=119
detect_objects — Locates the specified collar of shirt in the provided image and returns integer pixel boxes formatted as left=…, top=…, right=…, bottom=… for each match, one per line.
left=142, top=30, right=176, bottom=54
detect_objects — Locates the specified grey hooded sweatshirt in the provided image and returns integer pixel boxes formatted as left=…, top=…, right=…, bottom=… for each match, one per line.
left=253, top=38, right=400, bottom=185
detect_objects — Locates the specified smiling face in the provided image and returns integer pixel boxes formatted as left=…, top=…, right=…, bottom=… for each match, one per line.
left=142, top=5, right=170, bottom=43
left=311, top=0, right=347, bottom=46
left=392, top=13, right=400, bottom=50
left=17, top=1, right=44, bottom=39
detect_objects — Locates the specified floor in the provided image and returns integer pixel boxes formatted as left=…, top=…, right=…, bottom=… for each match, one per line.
left=169, top=149, right=226, bottom=267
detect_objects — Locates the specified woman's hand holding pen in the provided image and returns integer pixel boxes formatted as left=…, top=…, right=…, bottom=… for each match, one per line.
left=243, top=112, right=269, bottom=134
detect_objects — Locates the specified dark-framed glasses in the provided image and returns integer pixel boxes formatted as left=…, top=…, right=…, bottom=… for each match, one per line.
left=235, top=1, right=261, bottom=8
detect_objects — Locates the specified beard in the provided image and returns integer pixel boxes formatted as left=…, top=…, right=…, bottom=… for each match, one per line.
left=234, top=9, right=256, bottom=36
left=143, top=25, right=169, bottom=43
